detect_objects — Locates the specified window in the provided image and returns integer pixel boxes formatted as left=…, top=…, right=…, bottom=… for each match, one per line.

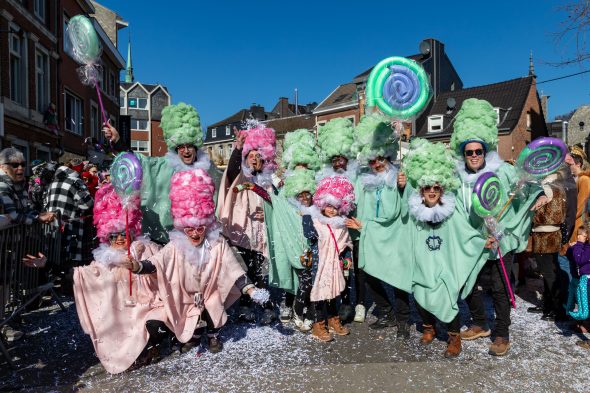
left=427, top=115, right=443, bottom=133
left=128, top=97, right=147, bottom=109
left=63, top=16, right=73, bottom=58
left=120, top=93, right=126, bottom=107
left=64, top=91, right=83, bottom=135
left=225, top=125, right=230, bottom=136
left=36, top=148, right=51, bottom=162
left=526, top=112, right=532, bottom=129
left=212, top=128, right=217, bottom=138
left=131, top=140, right=148, bottom=152
left=90, top=103, right=100, bottom=140
left=226, top=143, right=232, bottom=158
left=493, top=107, right=501, bottom=125
left=109, top=71, right=115, bottom=97
left=36, top=48, right=50, bottom=112
left=131, top=119, right=148, bottom=130
left=34, top=0, right=46, bottom=22
left=10, top=30, right=25, bottom=105
left=345, top=115, right=356, bottom=126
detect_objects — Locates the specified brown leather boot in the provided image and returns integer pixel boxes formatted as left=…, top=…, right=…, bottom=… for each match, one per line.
left=311, top=321, right=333, bottom=342
left=327, top=316, right=350, bottom=336
left=420, top=324, right=436, bottom=345
left=444, top=332, right=461, bottom=358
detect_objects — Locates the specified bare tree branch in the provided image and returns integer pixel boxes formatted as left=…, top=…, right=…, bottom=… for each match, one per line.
left=549, top=0, right=590, bottom=67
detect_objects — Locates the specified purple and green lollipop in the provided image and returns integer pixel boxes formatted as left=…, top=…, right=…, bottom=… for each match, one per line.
left=471, top=172, right=505, bottom=218
left=516, top=137, right=567, bottom=179
left=110, top=152, right=142, bottom=197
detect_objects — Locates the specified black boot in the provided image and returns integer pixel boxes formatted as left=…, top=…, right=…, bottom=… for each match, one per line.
left=369, top=313, right=396, bottom=330
left=396, top=322, right=410, bottom=339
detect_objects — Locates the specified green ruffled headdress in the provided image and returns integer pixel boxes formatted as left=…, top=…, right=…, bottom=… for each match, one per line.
left=281, top=168, right=317, bottom=198
left=317, top=118, right=355, bottom=163
left=160, top=102, right=203, bottom=150
left=282, top=129, right=320, bottom=171
left=450, top=98, right=498, bottom=156
left=351, top=114, right=398, bottom=164
left=403, top=138, right=460, bottom=191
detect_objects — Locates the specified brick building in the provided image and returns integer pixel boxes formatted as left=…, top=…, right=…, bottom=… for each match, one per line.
left=0, top=0, right=125, bottom=170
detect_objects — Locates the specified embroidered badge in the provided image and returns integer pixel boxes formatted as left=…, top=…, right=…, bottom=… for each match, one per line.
left=426, top=235, right=443, bottom=251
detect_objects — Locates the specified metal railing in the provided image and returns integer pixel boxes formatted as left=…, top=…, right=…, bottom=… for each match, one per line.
left=0, top=211, right=65, bottom=368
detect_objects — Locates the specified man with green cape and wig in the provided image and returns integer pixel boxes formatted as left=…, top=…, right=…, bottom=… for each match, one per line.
left=449, top=98, right=544, bottom=357
left=102, top=102, right=210, bottom=244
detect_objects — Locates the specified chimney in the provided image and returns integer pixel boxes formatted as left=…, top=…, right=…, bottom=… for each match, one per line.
left=541, top=95, right=549, bottom=122
left=419, top=38, right=445, bottom=99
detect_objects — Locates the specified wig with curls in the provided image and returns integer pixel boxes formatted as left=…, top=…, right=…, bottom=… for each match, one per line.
left=170, top=169, right=216, bottom=229
left=281, top=129, right=320, bottom=170
left=313, top=175, right=356, bottom=215
left=93, top=183, right=142, bottom=243
left=241, top=125, right=277, bottom=172
left=403, top=138, right=460, bottom=192
left=161, top=102, right=204, bottom=150
left=450, top=98, right=498, bottom=155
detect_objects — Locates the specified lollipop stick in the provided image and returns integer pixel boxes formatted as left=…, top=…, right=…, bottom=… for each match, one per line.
left=95, top=83, right=108, bottom=125
left=495, top=193, right=516, bottom=221
left=126, top=208, right=132, bottom=297
left=498, top=246, right=516, bottom=309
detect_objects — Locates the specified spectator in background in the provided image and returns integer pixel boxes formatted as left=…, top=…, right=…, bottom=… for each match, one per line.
left=45, top=158, right=94, bottom=295
left=82, top=164, right=99, bottom=197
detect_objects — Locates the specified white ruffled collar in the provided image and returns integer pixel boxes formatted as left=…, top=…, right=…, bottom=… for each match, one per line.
left=360, top=164, right=398, bottom=191
left=168, top=229, right=221, bottom=268
left=288, top=200, right=347, bottom=228
left=242, top=163, right=274, bottom=188
left=165, top=150, right=211, bottom=173
left=315, top=159, right=359, bottom=182
left=455, top=151, right=503, bottom=184
left=408, top=191, right=455, bottom=224
left=92, top=243, right=127, bottom=267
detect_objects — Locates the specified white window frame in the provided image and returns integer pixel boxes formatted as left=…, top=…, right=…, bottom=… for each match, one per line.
left=90, top=101, right=100, bottom=140
left=212, top=128, right=217, bottom=138
left=35, top=45, right=50, bottom=112
left=427, top=115, right=443, bottom=133
left=131, top=140, right=149, bottom=153
left=120, top=93, right=126, bottom=108
left=131, top=119, right=148, bottom=131
left=34, top=0, right=46, bottom=22
left=64, top=90, right=83, bottom=135
left=9, top=25, right=26, bottom=106
left=344, top=115, right=356, bottom=126
left=225, top=125, right=231, bottom=136
left=493, top=107, right=501, bottom=125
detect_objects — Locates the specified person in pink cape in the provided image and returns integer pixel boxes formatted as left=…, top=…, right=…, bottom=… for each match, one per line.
left=128, top=168, right=264, bottom=353
left=217, top=123, right=277, bottom=324
left=304, top=175, right=355, bottom=342
left=73, top=183, right=166, bottom=374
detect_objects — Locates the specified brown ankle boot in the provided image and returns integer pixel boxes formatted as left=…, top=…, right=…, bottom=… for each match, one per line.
left=311, top=321, right=333, bottom=342
left=420, top=324, right=436, bottom=345
left=444, top=332, right=461, bottom=358
left=327, top=316, right=350, bottom=336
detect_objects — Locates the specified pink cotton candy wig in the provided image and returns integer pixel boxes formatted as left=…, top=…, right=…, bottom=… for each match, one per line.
left=313, top=175, right=356, bottom=215
left=170, top=169, right=216, bottom=229
left=241, top=125, right=277, bottom=171
left=93, top=183, right=142, bottom=243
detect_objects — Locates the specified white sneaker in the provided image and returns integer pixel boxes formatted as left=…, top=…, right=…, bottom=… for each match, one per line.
left=301, top=319, right=313, bottom=332
left=280, top=306, right=293, bottom=323
left=354, top=304, right=366, bottom=323
left=293, top=313, right=312, bottom=332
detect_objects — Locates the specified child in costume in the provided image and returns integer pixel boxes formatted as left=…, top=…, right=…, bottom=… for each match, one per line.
left=305, top=175, right=354, bottom=342
left=217, top=123, right=277, bottom=324
left=451, top=98, right=542, bottom=356
left=346, top=114, right=410, bottom=332
left=102, top=103, right=211, bottom=244
left=73, top=184, right=166, bottom=374
left=129, top=169, right=262, bottom=354
left=566, top=226, right=590, bottom=334
left=402, top=139, right=489, bottom=358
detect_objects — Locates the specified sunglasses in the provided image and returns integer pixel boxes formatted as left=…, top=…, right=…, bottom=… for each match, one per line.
left=176, top=144, right=196, bottom=152
left=423, top=185, right=442, bottom=193
left=368, top=157, right=387, bottom=166
left=186, top=226, right=206, bottom=235
left=5, top=162, right=26, bottom=169
left=109, top=231, right=127, bottom=240
left=331, top=156, right=347, bottom=164
left=464, top=149, right=484, bottom=157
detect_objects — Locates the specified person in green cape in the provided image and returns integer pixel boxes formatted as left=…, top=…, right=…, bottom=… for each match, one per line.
left=450, top=98, right=545, bottom=356
left=345, top=114, right=411, bottom=335
left=102, top=103, right=210, bottom=244
left=402, top=138, right=492, bottom=358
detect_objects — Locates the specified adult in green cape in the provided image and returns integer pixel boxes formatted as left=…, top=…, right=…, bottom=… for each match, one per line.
left=102, top=103, right=210, bottom=244
left=265, top=167, right=317, bottom=332
left=402, top=138, right=491, bottom=358
left=346, top=113, right=411, bottom=334
left=450, top=98, right=544, bottom=357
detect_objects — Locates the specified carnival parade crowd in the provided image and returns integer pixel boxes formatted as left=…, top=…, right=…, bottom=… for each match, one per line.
left=2, top=98, right=590, bottom=375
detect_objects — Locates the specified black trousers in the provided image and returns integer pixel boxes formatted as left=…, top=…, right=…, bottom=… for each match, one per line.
left=294, top=268, right=313, bottom=319
left=145, top=320, right=171, bottom=346
left=194, top=310, right=220, bottom=337
left=416, top=302, right=460, bottom=333
left=312, top=299, right=339, bottom=322
left=365, top=273, right=410, bottom=324
left=534, top=252, right=566, bottom=316
left=466, top=252, right=514, bottom=339
left=236, top=246, right=272, bottom=309
left=341, top=239, right=367, bottom=305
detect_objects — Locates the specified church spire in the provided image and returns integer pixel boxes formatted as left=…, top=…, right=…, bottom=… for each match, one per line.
left=528, top=49, right=536, bottom=78
left=124, top=32, right=134, bottom=83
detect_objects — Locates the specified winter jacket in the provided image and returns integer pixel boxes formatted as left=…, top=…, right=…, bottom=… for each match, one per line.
left=567, top=242, right=590, bottom=277
left=0, top=171, right=38, bottom=225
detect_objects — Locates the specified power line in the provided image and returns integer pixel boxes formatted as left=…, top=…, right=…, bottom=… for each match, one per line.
left=537, top=69, right=590, bottom=84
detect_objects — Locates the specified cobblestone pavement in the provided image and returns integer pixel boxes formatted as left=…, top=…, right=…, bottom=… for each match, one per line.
left=1, top=283, right=590, bottom=393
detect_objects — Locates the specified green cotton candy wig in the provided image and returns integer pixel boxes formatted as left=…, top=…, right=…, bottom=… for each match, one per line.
left=282, top=129, right=320, bottom=170
left=352, top=114, right=398, bottom=164
left=450, top=98, right=498, bottom=155
left=160, top=102, right=203, bottom=150
left=403, top=138, right=460, bottom=191
left=281, top=168, right=317, bottom=198
left=317, top=118, right=355, bottom=162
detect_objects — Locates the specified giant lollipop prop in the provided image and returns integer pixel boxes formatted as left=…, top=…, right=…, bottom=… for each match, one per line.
left=67, top=15, right=108, bottom=125
left=495, top=137, right=567, bottom=220
left=110, top=152, right=143, bottom=297
left=472, top=172, right=516, bottom=308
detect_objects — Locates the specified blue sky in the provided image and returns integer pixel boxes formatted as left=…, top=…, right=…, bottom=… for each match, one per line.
left=100, top=0, right=589, bottom=128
